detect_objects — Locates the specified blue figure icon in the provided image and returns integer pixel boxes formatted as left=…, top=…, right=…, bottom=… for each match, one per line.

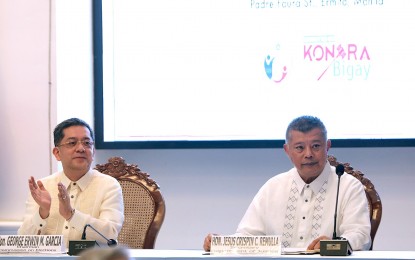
left=264, top=55, right=274, bottom=79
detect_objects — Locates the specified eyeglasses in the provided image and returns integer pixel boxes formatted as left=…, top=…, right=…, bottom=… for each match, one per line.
left=57, top=140, right=94, bottom=149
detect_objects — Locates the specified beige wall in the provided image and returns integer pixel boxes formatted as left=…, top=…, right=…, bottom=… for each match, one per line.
left=0, top=0, right=93, bottom=220
left=0, top=0, right=56, bottom=220
left=1, top=0, right=415, bottom=251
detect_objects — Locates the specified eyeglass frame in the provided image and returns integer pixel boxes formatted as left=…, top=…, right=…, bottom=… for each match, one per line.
left=56, top=139, right=95, bottom=149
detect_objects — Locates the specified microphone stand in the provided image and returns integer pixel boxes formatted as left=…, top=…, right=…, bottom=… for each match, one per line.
left=332, top=170, right=341, bottom=240
left=68, top=224, right=117, bottom=256
left=320, top=164, right=353, bottom=256
left=84, top=224, right=118, bottom=247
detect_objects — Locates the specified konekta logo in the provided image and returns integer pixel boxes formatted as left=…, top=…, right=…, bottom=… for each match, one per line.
left=264, top=36, right=371, bottom=82
left=304, top=40, right=371, bottom=80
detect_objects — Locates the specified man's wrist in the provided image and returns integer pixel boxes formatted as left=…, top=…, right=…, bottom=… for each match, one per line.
left=66, top=209, right=75, bottom=221
left=39, top=208, right=50, bottom=219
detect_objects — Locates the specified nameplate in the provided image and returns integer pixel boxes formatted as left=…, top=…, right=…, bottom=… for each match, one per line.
left=210, top=235, right=281, bottom=255
left=0, top=235, right=65, bottom=253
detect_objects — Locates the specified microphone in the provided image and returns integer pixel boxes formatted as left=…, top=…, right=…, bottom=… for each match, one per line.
left=320, top=164, right=353, bottom=256
left=81, top=225, right=88, bottom=240
left=82, top=224, right=118, bottom=247
left=68, top=223, right=104, bottom=255
left=332, top=164, right=344, bottom=239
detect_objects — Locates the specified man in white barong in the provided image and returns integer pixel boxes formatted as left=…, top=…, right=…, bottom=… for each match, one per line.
left=203, top=115, right=371, bottom=251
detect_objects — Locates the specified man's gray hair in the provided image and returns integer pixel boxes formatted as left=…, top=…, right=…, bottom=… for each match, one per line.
left=285, top=115, right=327, bottom=143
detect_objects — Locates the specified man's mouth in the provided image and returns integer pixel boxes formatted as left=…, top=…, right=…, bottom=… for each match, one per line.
left=302, top=162, right=318, bottom=167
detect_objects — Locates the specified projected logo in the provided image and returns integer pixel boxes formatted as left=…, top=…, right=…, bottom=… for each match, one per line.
left=304, top=35, right=371, bottom=80
left=317, top=45, right=346, bottom=80
left=264, top=54, right=288, bottom=84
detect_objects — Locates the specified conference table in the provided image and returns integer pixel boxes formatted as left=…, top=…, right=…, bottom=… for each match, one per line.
left=0, top=250, right=415, bottom=260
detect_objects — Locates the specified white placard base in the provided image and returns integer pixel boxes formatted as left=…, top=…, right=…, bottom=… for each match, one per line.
left=0, top=235, right=65, bottom=254
left=210, top=235, right=281, bottom=256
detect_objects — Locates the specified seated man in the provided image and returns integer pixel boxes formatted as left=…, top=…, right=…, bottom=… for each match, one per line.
left=204, top=115, right=371, bottom=251
left=18, top=118, right=124, bottom=248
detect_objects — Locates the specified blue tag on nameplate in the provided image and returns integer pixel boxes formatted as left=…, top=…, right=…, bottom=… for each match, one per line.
left=0, top=235, right=65, bottom=253
left=210, top=235, right=281, bottom=256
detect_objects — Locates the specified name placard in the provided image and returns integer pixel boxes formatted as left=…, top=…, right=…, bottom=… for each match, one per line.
left=210, top=235, right=281, bottom=256
left=0, top=235, right=65, bottom=253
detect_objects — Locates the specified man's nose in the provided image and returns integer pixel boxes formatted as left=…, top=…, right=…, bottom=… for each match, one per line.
left=75, top=141, right=86, bottom=152
left=304, top=146, right=313, bottom=158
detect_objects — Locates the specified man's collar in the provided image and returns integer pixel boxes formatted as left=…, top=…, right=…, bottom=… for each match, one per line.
left=293, top=161, right=331, bottom=194
left=60, top=170, right=93, bottom=191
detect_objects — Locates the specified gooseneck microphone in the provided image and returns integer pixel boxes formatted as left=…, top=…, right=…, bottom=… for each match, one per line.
left=82, top=224, right=117, bottom=247
left=320, top=163, right=352, bottom=256
left=81, top=225, right=88, bottom=240
left=332, top=164, right=345, bottom=239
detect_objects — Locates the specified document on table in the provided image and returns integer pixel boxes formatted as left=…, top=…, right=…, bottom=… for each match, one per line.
left=282, top=248, right=320, bottom=255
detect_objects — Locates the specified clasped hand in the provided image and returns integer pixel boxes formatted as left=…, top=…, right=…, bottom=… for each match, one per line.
left=28, top=176, right=73, bottom=220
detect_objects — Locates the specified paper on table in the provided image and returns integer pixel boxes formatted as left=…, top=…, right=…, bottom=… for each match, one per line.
left=282, top=248, right=320, bottom=255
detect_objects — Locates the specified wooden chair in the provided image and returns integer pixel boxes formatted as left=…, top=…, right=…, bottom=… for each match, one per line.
left=328, top=155, right=382, bottom=250
left=95, top=157, right=165, bottom=249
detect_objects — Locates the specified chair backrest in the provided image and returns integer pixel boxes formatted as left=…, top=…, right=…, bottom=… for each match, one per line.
left=95, top=157, right=165, bottom=249
left=327, top=155, right=382, bottom=250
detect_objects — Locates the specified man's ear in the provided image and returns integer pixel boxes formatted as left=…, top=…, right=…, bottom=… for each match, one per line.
left=326, top=139, right=332, bottom=151
left=52, top=147, right=61, bottom=161
left=283, top=143, right=289, bottom=155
